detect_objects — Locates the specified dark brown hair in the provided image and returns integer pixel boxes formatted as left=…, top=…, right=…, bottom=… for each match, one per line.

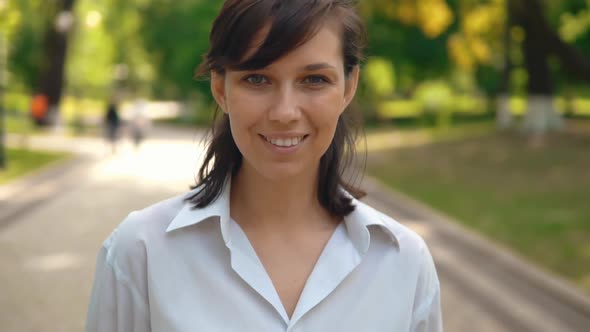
left=187, top=0, right=367, bottom=218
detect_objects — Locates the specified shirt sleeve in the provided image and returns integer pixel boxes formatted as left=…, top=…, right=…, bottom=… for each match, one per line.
left=86, top=242, right=150, bottom=332
left=410, top=241, right=443, bottom=332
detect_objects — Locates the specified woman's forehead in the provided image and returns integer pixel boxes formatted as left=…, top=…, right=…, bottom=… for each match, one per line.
left=239, top=19, right=343, bottom=69
left=241, top=23, right=272, bottom=62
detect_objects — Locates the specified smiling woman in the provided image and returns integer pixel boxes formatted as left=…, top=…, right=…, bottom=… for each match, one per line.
left=207, top=19, right=360, bottom=207
left=192, top=0, right=366, bottom=216
left=86, top=1, right=442, bottom=331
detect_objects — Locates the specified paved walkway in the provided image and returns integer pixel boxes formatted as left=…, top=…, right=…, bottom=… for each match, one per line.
left=1, top=126, right=589, bottom=331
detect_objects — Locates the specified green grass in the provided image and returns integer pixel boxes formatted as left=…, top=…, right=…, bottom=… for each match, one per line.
left=155, top=115, right=211, bottom=128
left=0, top=148, right=70, bottom=185
left=366, top=127, right=590, bottom=294
left=375, top=97, right=590, bottom=119
left=5, top=113, right=102, bottom=137
left=361, top=120, right=496, bottom=152
left=5, top=115, right=35, bottom=134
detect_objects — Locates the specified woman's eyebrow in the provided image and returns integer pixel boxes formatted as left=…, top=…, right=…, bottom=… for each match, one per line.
left=300, top=63, right=337, bottom=71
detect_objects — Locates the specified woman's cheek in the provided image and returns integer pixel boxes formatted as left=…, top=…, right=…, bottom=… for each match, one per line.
left=229, top=92, right=264, bottom=118
left=310, top=93, right=345, bottom=121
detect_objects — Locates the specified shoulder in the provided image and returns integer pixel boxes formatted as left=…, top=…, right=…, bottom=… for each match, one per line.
left=354, top=199, right=440, bottom=302
left=101, top=193, right=187, bottom=271
left=352, top=198, right=429, bottom=255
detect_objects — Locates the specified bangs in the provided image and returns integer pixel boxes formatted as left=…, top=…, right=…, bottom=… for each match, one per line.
left=210, top=0, right=335, bottom=72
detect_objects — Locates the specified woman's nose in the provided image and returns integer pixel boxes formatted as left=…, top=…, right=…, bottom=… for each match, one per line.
left=268, top=87, right=301, bottom=123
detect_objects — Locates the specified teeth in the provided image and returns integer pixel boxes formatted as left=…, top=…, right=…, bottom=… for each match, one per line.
left=266, top=136, right=304, bottom=147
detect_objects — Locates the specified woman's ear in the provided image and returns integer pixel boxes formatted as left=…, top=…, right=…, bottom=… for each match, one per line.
left=343, top=65, right=360, bottom=109
left=211, top=71, right=227, bottom=112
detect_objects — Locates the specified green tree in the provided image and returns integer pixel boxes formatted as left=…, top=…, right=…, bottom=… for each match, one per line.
left=510, top=0, right=590, bottom=134
left=66, top=0, right=156, bottom=99
left=139, top=0, right=221, bottom=100
left=34, top=0, right=78, bottom=125
left=8, top=0, right=46, bottom=92
left=361, top=0, right=590, bottom=134
left=361, top=0, right=459, bottom=92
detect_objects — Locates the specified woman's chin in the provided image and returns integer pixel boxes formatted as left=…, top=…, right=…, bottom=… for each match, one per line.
left=249, top=163, right=309, bottom=183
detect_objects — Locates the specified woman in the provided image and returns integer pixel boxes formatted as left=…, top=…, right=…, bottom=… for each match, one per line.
left=86, top=1, right=442, bottom=331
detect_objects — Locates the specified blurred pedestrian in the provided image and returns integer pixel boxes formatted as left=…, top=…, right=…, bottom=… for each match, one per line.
left=30, top=94, right=48, bottom=125
left=129, top=97, right=150, bottom=150
left=87, top=1, right=442, bottom=331
left=104, top=96, right=121, bottom=154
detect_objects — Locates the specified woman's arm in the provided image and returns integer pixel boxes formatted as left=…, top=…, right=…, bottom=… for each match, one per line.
left=410, top=241, right=443, bottom=332
left=86, top=234, right=150, bottom=332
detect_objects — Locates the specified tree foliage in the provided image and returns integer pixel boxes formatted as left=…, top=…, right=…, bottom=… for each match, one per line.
left=5, top=0, right=46, bottom=91
left=6, top=0, right=590, bottom=110
left=138, top=0, right=221, bottom=99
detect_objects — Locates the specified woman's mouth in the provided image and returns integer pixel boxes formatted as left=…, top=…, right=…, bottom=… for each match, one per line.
left=259, top=134, right=309, bottom=148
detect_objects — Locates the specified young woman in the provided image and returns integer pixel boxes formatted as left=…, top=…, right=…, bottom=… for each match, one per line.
left=86, top=1, right=442, bottom=331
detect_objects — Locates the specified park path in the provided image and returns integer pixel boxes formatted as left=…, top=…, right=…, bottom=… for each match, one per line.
left=1, top=125, right=589, bottom=331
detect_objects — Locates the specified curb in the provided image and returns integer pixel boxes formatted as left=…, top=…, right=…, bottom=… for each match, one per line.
left=0, top=156, right=87, bottom=228
left=0, top=156, right=76, bottom=198
left=362, top=175, right=590, bottom=318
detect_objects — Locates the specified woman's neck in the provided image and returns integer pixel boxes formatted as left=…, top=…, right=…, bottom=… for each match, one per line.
left=230, top=163, right=336, bottom=232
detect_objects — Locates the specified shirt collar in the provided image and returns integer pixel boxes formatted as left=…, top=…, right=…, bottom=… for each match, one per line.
left=166, top=180, right=401, bottom=252
left=166, top=179, right=232, bottom=243
left=344, top=196, right=402, bottom=254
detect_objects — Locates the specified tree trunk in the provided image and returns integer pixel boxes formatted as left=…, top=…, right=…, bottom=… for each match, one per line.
left=496, top=0, right=514, bottom=129
left=513, top=0, right=563, bottom=135
left=35, top=0, right=77, bottom=126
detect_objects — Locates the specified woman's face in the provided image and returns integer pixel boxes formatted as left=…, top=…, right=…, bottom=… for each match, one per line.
left=211, top=21, right=359, bottom=182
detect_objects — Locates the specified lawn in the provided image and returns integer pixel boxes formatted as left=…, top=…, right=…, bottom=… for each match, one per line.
left=0, top=148, right=70, bottom=185
left=366, top=126, right=590, bottom=294
left=5, top=115, right=34, bottom=134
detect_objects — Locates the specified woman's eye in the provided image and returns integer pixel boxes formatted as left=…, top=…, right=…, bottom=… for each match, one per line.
left=244, top=74, right=268, bottom=85
left=303, top=75, right=329, bottom=85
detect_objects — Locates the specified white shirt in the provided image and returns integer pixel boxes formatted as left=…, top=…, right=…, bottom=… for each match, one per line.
left=86, top=182, right=442, bottom=332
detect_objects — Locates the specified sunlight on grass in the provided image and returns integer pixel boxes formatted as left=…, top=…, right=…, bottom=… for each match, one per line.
left=6, top=116, right=34, bottom=135
left=367, top=130, right=590, bottom=294
left=361, top=122, right=494, bottom=152
left=61, top=96, right=105, bottom=121
left=572, top=98, right=590, bottom=115
left=377, top=100, right=421, bottom=118
left=5, top=92, right=31, bottom=112
left=374, top=96, right=590, bottom=121
left=0, top=149, right=70, bottom=185
left=453, top=95, right=488, bottom=114
left=509, top=96, right=527, bottom=115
